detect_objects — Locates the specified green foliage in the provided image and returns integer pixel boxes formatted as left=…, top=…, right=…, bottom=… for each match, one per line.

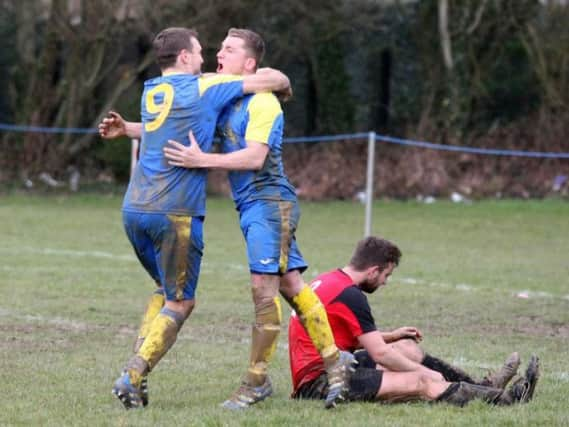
left=314, top=31, right=355, bottom=133
left=1, top=194, right=568, bottom=425
left=0, top=1, right=567, bottom=188
left=476, top=38, right=540, bottom=125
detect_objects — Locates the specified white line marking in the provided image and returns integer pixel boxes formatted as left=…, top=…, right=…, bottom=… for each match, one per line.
left=0, top=247, right=248, bottom=272
left=0, top=246, right=136, bottom=261
left=397, top=277, right=568, bottom=301
left=0, top=308, right=93, bottom=330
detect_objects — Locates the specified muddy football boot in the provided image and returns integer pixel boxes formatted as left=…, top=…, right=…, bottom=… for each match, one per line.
left=221, top=377, right=273, bottom=410
left=507, top=354, right=540, bottom=403
left=140, top=376, right=149, bottom=407
left=480, top=352, right=521, bottom=389
left=112, top=371, right=144, bottom=409
left=325, top=351, right=357, bottom=409
left=491, top=354, right=540, bottom=405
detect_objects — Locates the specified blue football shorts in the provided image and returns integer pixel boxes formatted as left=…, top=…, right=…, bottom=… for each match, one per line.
left=238, top=200, right=307, bottom=275
left=122, top=211, right=204, bottom=301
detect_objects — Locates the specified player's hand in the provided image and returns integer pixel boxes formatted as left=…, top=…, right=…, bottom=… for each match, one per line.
left=98, top=111, right=127, bottom=139
left=275, top=85, right=293, bottom=102
left=257, top=67, right=292, bottom=101
left=164, top=131, right=204, bottom=168
left=393, top=326, right=423, bottom=342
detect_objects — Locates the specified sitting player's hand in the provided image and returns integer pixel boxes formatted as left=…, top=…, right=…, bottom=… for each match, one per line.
left=394, top=326, right=423, bottom=342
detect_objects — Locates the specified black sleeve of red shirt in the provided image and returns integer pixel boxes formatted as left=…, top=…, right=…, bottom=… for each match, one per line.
left=333, top=286, right=377, bottom=334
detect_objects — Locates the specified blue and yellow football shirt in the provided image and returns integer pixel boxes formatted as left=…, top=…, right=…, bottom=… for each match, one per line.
left=218, top=92, right=296, bottom=210
left=123, top=73, right=243, bottom=216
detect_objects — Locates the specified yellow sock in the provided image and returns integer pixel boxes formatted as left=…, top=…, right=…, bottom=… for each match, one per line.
left=134, top=290, right=165, bottom=353
left=127, top=368, right=144, bottom=388
left=137, top=310, right=181, bottom=370
left=292, top=286, right=338, bottom=367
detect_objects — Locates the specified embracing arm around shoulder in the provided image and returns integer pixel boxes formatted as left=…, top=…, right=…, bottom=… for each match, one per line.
left=242, top=68, right=290, bottom=95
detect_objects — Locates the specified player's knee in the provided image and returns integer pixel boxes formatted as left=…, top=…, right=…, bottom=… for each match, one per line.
left=252, top=294, right=281, bottom=327
left=251, top=277, right=279, bottom=313
left=279, top=270, right=304, bottom=298
left=164, top=298, right=195, bottom=321
left=416, top=373, right=432, bottom=394
left=394, top=339, right=423, bottom=361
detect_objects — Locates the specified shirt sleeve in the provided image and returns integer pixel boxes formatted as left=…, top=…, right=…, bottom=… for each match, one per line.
left=198, top=74, right=244, bottom=112
left=244, top=93, right=282, bottom=144
left=332, top=286, right=377, bottom=336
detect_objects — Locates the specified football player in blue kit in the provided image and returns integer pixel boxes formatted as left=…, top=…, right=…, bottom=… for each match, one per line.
left=99, top=26, right=291, bottom=409
left=163, top=28, right=355, bottom=410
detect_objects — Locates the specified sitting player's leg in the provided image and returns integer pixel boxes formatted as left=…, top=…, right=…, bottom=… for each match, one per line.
left=435, top=354, right=540, bottom=406
left=296, top=353, right=539, bottom=407
left=410, top=344, right=520, bottom=388
left=113, top=213, right=201, bottom=409
left=355, top=352, right=538, bottom=407
left=389, top=338, right=520, bottom=389
left=295, top=354, right=447, bottom=404
left=377, top=371, right=449, bottom=403
left=350, top=351, right=447, bottom=403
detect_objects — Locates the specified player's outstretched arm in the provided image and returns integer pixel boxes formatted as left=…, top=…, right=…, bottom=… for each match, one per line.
left=164, top=131, right=268, bottom=171
left=98, top=111, right=142, bottom=139
left=242, top=68, right=291, bottom=99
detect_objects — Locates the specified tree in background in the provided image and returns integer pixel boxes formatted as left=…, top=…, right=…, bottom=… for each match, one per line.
left=0, top=0, right=567, bottom=197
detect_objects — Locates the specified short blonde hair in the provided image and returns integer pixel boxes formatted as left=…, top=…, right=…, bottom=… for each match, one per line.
left=227, top=28, right=265, bottom=68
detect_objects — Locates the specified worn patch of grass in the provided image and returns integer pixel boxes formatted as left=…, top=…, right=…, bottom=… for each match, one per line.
left=1, top=194, right=568, bottom=426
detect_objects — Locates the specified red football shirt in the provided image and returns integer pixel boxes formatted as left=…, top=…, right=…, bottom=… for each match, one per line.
left=288, top=269, right=377, bottom=393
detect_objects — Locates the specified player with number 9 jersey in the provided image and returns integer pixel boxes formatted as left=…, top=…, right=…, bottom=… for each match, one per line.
left=123, top=73, right=244, bottom=216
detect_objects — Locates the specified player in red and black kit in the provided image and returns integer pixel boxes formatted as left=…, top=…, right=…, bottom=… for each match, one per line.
left=289, top=236, right=540, bottom=406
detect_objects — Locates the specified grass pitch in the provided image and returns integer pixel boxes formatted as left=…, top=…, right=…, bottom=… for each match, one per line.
left=1, top=194, right=568, bottom=426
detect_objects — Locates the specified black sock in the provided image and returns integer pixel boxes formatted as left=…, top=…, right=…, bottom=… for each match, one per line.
left=422, top=354, right=475, bottom=383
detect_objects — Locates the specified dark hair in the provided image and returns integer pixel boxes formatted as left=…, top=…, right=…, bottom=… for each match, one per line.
left=227, top=28, right=265, bottom=68
left=153, top=27, right=198, bottom=69
left=349, top=236, right=402, bottom=271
